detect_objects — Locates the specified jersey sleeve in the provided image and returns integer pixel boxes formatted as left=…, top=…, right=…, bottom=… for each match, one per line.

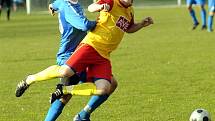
left=51, top=0, right=61, bottom=11
left=64, top=7, right=96, bottom=31
left=97, top=0, right=113, bottom=11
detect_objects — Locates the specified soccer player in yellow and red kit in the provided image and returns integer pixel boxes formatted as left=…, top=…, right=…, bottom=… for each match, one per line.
left=15, top=0, right=153, bottom=120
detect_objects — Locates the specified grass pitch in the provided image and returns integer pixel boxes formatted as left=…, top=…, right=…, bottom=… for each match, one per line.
left=0, top=7, right=215, bottom=121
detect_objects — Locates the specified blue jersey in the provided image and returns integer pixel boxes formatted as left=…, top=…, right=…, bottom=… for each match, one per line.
left=186, top=0, right=205, bottom=5
left=51, top=0, right=96, bottom=65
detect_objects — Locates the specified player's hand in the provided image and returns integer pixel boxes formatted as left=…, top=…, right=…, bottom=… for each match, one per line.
left=141, top=17, right=154, bottom=27
left=48, top=4, right=55, bottom=16
left=100, top=4, right=110, bottom=11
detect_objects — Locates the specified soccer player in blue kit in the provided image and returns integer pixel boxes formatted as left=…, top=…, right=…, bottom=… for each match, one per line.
left=186, top=0, right=207, bottom=30
left=208, top=0, right=215, bottom=32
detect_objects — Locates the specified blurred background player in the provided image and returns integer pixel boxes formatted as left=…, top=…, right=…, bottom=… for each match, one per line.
left=0, top=0, right=12, bottom=20
left=186, top=0, right=207, bottom=30
left=13, top=0, right=25, bottom=12
left=207, top=0, right=215, bottom=32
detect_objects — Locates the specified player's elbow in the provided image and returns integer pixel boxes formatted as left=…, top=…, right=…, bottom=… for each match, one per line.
left=88, top=3, right=101, bottom=12
left=88, top=5, right=95, bottom=12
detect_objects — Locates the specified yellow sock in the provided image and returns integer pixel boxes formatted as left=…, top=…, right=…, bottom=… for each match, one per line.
left=63, top=83, right=103, bottom=96
left=26, top=65, right=62, bottom=85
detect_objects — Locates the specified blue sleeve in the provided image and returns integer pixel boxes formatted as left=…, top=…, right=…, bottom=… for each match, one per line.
left=64, top=6, right=96, bottom=31
left=51, top=0, right=61, bottom=11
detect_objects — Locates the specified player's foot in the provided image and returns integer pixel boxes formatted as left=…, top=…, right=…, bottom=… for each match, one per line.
left=208, top=29, right=213, bottom=32
left=15, top=78, right=29, bottom=97
left=192, top=22, right=199, bottom=30
left=50, top=84, right=64, bottom=103
left=73, top=114, right=91, bottom=121
left=201, top=25, right=207, bottom=30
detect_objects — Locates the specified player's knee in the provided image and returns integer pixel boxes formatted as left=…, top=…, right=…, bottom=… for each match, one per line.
left=59, top=65, right=75, bottom=78
left=95, top=79, right=112, bottom=95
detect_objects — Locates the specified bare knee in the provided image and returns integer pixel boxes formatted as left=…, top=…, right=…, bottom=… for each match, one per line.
left=95, top=79, right=112, bottom=95
left=59, top=65, right=75, bottom=78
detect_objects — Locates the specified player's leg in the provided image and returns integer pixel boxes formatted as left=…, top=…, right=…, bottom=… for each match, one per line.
left=187, top=0, right=199, bottom=29
left=16, top=43, right=89, bottom=97
left=15, top=47, right=77, bottom=97
left=6, top=0, right=11, bottom=20
left=13, top=0, right=17, bottom=11
left=49, top=79, right=112, bottom=120
left=49, top=43, right=114, bottom=120
left=207, top=0, right=215, bottom=32
left=0, top=0, right=3, bottom=17
left=198, top=0, right=207, bottom=29
left=45, top=44, right=96, bottom=120
left=15, top=64, right=75, bottom=97
left=45, top=94, right=72, bottom=121
left=49, top=79, right=112, bottom=121
left=71, top=78, right=112, bottom=121
left=44, top=76, right=79, bottom=121
left=77, top=77, right=117, bottom=121
left=73, top=54, right=114, bottom=121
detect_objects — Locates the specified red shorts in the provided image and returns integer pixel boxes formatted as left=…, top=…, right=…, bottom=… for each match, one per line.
left=66, top=43, right=112, bottom=82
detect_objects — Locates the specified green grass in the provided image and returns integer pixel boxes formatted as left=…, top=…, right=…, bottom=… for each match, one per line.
left=0, top=7, right=215, bottom=121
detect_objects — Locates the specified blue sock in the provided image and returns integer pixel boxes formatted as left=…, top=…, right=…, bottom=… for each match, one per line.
left=44, top=99, right=65, bottom=121
left=190, top=9, right=198, bottom=25
left=79, top=95, right=109, bottom=119
left=208, top=15, right=214, bottom=31
left=201, top=8, right=207, bottom=26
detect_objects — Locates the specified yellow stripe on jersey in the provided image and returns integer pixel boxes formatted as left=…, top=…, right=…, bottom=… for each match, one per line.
left=82, top=0, right=134, bottom=59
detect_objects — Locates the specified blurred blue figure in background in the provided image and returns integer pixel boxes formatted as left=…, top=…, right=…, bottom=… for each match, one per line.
left=13, top=0, right=25, bottom=12
left=186, top=0, right=207, bottom=30
left=207, top=0, right=215, bottom=32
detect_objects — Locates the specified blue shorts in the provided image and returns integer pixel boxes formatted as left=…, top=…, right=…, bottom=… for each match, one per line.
left=186, top=0, right=205, bottom=5
left=209, top=0, right=215, bottom=12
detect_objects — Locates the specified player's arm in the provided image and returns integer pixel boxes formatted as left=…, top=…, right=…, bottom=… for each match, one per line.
left=126, top=17, right=154, bottom=33
left=88, top=0, right=113, bottom=12
left=48, top=0, right=60, bottom=16
left=65, top=8, right=96, bottom=31
left=48, top=4, right=56, bottom=16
